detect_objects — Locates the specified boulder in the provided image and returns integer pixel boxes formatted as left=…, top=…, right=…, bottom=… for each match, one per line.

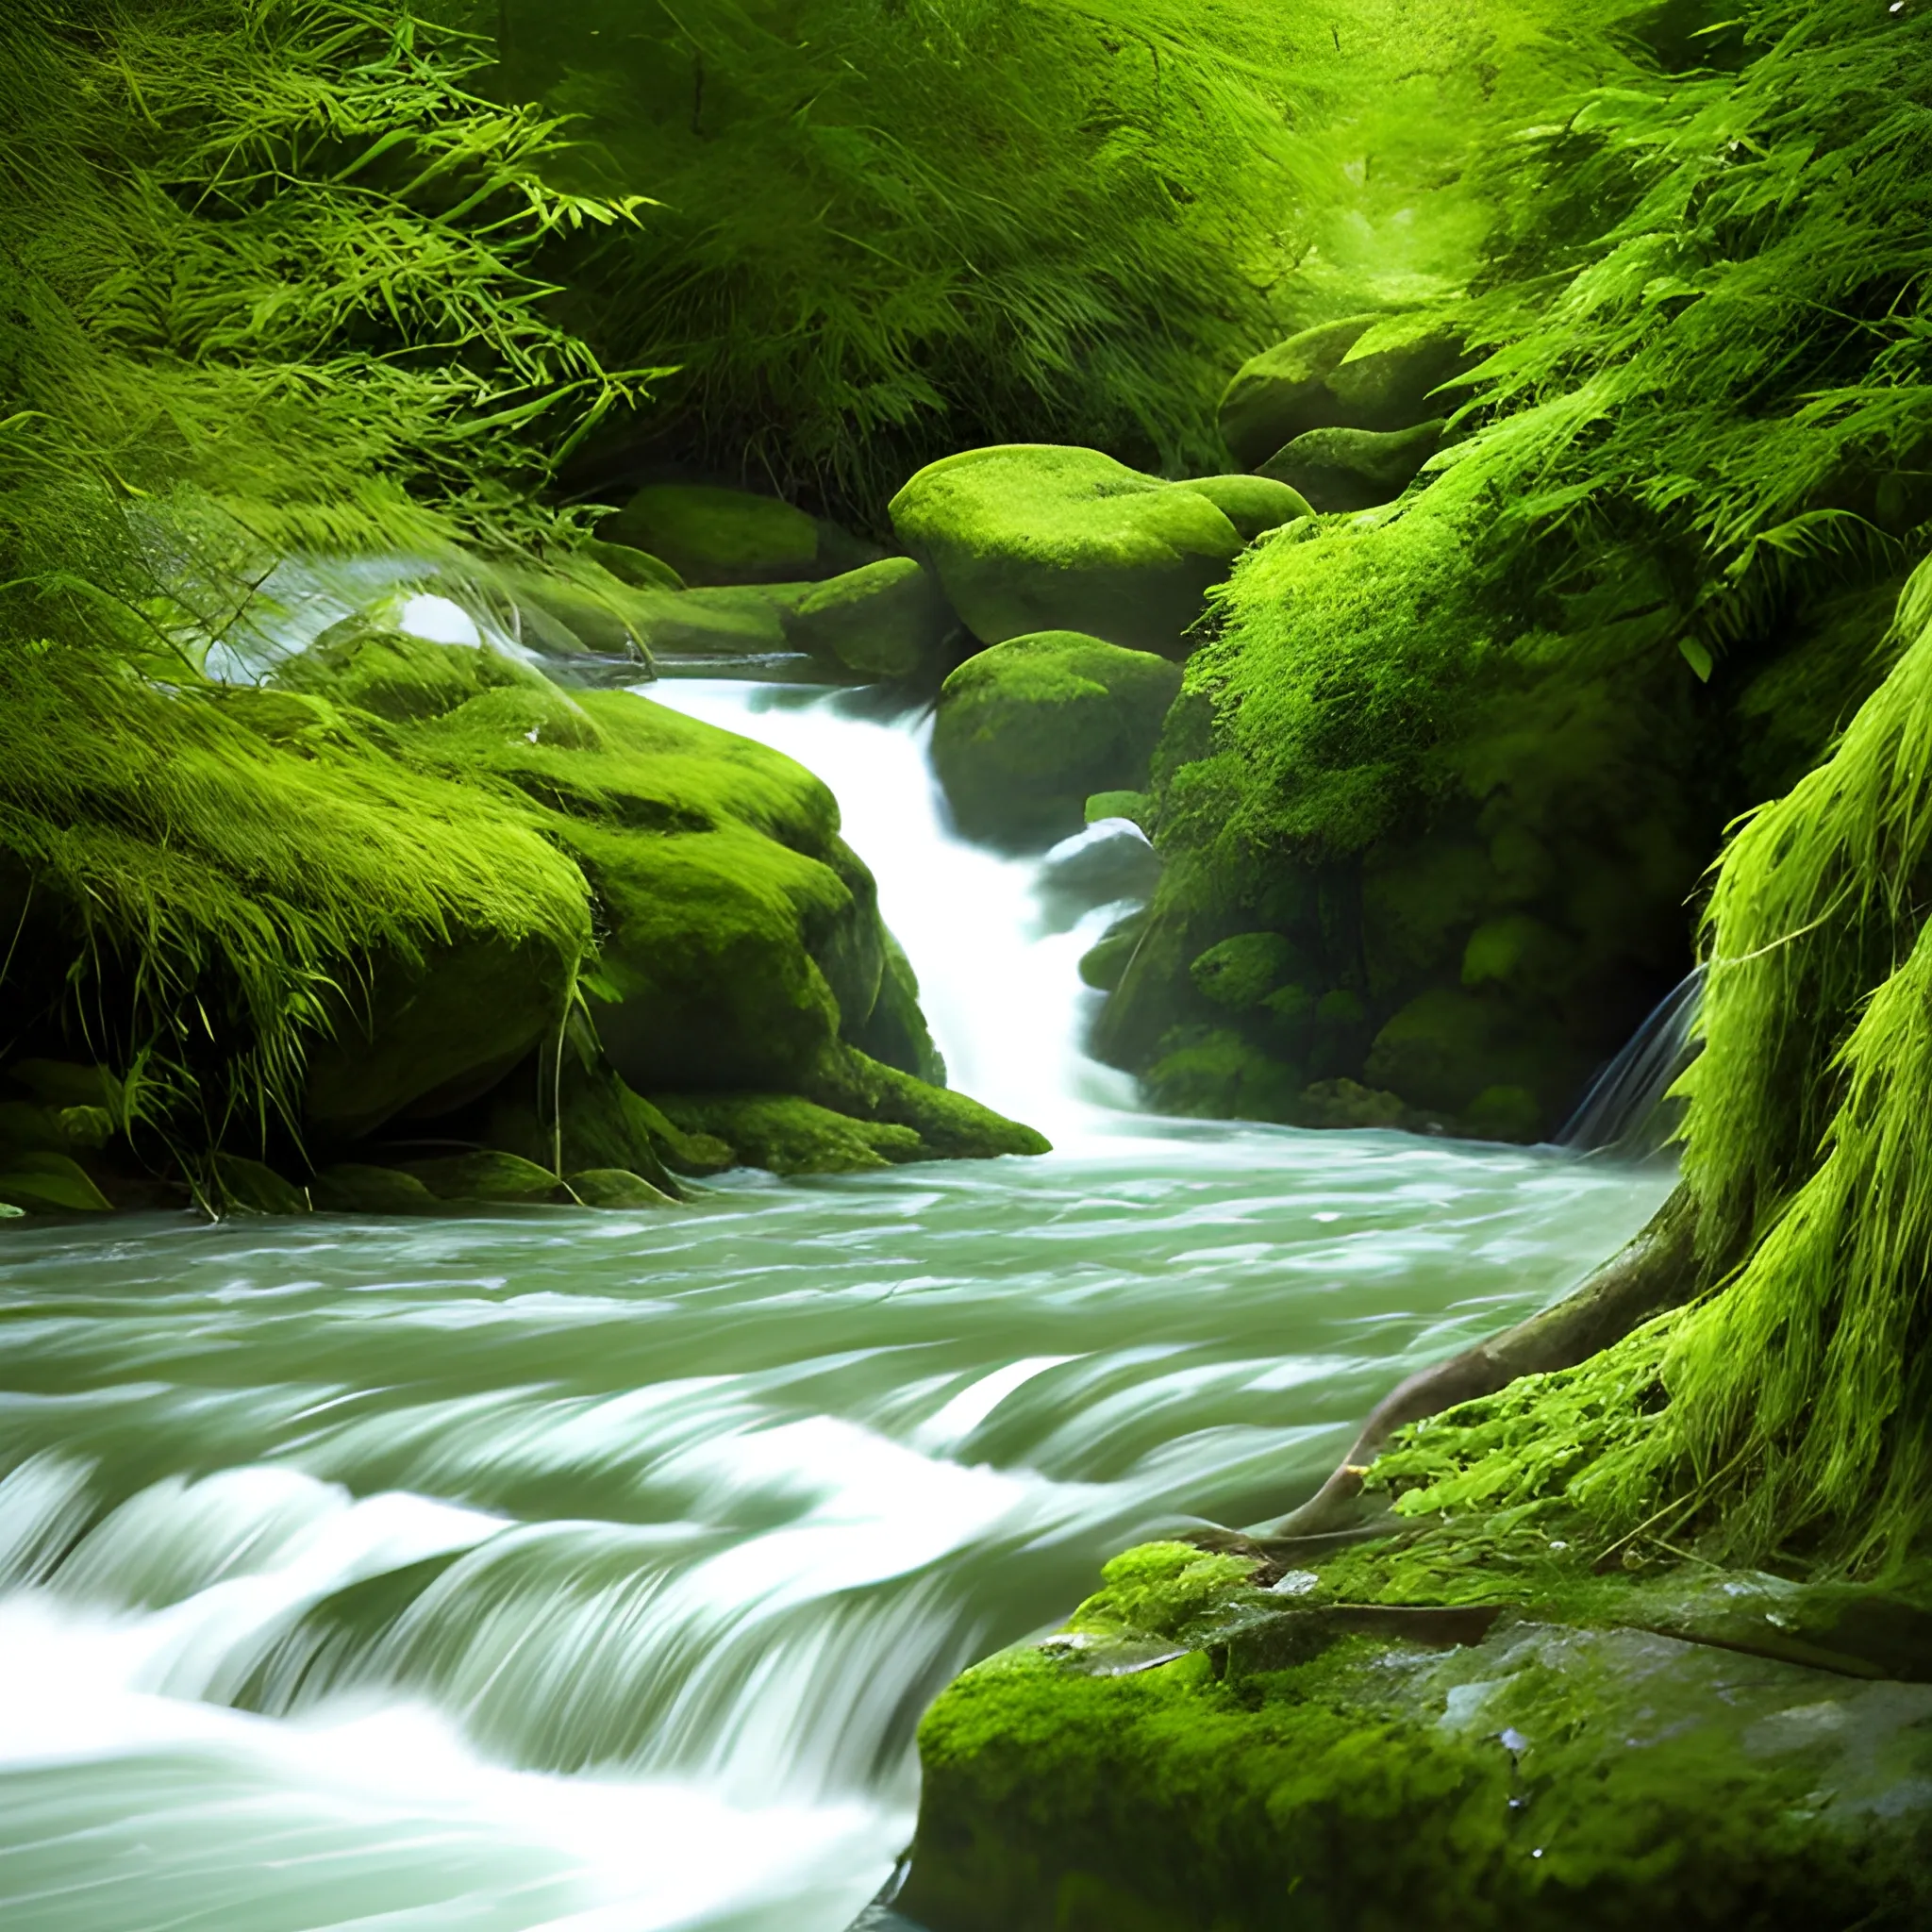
left=898, top=1544, right=1932, bottom=1932
left=784, top=557, right=956, bottom=679
left=1259, top=418, right=1447, bottom=513
left=890, top=446, right=1248, bottom=658
left=599, top=482, right=824, bottom=585
left=609, top=581, right=817, bottom=663
left=310, top=1163, right=441, bottom=1213
left=1219, top=316, right=1465, bottom=470
left=396, top=1150, right=572, bottom=1205
left=1167, top=473, right=1313, bottom=540
left=931, top=632, right=1184, bottom=848
left=566, top=1166, right=677, bottom=1208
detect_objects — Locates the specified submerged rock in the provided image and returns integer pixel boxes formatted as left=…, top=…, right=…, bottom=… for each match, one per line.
left=931, top=632, right=1183, bottom=849
left=1218, top=316, right=1466, bottom=471
left=891, top=446, right=1249, bottom=658
left=784, top=557, right=957, bottom=679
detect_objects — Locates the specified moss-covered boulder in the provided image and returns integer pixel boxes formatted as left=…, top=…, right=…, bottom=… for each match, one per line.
left=1218, top=316, right=1466, bottom=470
left=599, top=482, right=824, bottom=585
left=897, top=1542, right=1932, bottom=1932
left=1165, top=474, right=1313, bottom=541
left=890, top=446, right=1249, bottom=659
left=1260, top=418, right=1446, bottom=513
left=932, top=632, right=1184, bottom=848
left=783, top=557, right=956, bottom=679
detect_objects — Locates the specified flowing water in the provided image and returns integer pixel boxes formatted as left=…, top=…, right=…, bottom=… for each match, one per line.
left=0, top=677, right=1674, bottom=1932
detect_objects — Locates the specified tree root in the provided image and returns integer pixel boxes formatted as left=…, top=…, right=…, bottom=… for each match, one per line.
left=1245, top=1183, right=1698, bottom=1546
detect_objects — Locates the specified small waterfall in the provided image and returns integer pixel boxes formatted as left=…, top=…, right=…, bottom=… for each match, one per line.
left=1556, top=966, right=1704, bottom=1155
left=642, top=679, right=1144, bottom=1141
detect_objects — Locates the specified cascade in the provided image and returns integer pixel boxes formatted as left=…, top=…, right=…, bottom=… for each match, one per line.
left=1555, top=967, right=1704, bottom=1157
left=0, top=669, right=1677, bottom=1932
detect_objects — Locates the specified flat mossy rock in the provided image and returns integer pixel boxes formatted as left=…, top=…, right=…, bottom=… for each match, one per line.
left=600, top=483, right=821, bottom=585
left=650, top=1092, right=925, bottom=1174
left=890, top=446, right=1247, bottom=659
left=1219, top=316, right=1465, bottom=470
left=604, top=582, right=819, bottom=663
left=932, top=632, right=1184, bottom=849
left=899, top=1547, right=1932, bottom=1932
left=1260, top=418, right=1446, bottom=513
left=783, top=558, right=956, bottom=679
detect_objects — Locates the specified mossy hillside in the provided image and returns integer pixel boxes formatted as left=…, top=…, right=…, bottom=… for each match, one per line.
left=1093, top=0, right=1932, bottom=1140
left=932, top=633, right=1184, bottom=850
left=890, top=447, right=1253, bottom=660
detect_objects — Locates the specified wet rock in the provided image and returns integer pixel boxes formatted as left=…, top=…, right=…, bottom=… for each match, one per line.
left=1218, top=316, right=1466, bottom=471
left=1035, top=820, right=1162, bottom=930
left=784, top=558, right=956, bottom=679
left=212, top=1154, right=309, bottom=1215
left=1189, top=932, right=1299, bottom=1011
left=1259, top=418, right=1446, bottom=513
left=310, top=1163, right=441, bottom=1213
left=898, top=1544, right=1932, bottom=1932
left=564, top=1166, right=676, bottom=1208
left=932, top=631, right=1183, bottom=848
left=891, top=446, right=1248, bottom=658
left=396, top=1150, right=572, bottom=1204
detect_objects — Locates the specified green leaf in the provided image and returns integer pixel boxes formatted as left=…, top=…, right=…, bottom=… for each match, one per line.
left=1678, top=636, right=1714, bottom=683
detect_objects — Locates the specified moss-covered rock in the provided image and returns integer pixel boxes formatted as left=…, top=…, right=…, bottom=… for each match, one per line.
left=1218, top=316, right=1465, bottom=470
left=599, top=482, right=822, bottom=585
left=1166, top=474, right=1312, bottom=541
left=783, top=557, right=956, bottom=679
left=566, top=1166, right=676, bottom=1208
left=891, top=446, right=1247, bottom=658
left=1259, top=418, right=1446, bottom=513
left=310, top=1164, right=441, bottom=1214
left=932, top=632, right=1184, bottom=848
left=396, top=1150, right=572, bottom=1205
left=898, top=1543, right=1932, bottom=1932
left=650, top=1092, right=925, bottom=1174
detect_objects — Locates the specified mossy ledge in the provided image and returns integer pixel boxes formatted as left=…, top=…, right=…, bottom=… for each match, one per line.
left=0, top=631, right=1045, bottom=1216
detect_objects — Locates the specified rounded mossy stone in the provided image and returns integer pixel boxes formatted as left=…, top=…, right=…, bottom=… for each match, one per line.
left=1167, top=474, right=1312, bottom=541
left=890, top=445, right=1245, bottom=659
left=1189, top=932, right=1297, bottom=1010
left=276, top=625, right=547, bottom=724
left=931, top=631, right=1184, bottom=848
left=1219, top=316, right=1463, bottom=469
left=565, top=1166, right=676, bottom=1208
left=1084, top=790, right=1148, bottom=828
left=396, top=1150, right=570, bottom=1204
left=601, top=483, right=821, bottom=586
left=785, top=557, right=955, bottom=679
left=1463, top=1083, right=1543, bottom=1143
left=310, top=1164, right=441, bottom=1214
left=1364, top=986, right=1547, bottom=1117
left=606, top=581, right=818, bottom=661
left=212, top=1154, right=309, bottom=1215
left=1259, top=419, right=1446, bottom=513
left=0, top=1150, right=114, bottom=1214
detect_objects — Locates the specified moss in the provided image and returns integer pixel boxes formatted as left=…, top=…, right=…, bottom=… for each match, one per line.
left=395, top=1152, right=571, bottom=1206
left=1190, top=932, right=1296, bottom=1010
left=600, top=483, right=822, bottom=587
left=902, top=1536, right=1932, bottom=1932
left=565, top=1167, right=675, bottom=1208
left=649, top=1092, right=924, bottom=1175
left=932, top=631, right=1184, bottom=848
left=1260, top=419, right=1447, bottom=514
left=785, top=558, right=955, bottom=680
left=1066, top=1541, right=1265, bottom=1642
left=1167, top=475, right=1312, bottom=542
left=891, top=446, right=1245, bottom=659
left=1084, top=790, right=1149, bottom=828
left=1216, top=314, right=1380, bottom=469
left=309, top=1164, right=441, bottom=1214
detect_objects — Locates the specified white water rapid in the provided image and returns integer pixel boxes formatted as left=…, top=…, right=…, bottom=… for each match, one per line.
left=0, top=671, right=1675, bottom=1932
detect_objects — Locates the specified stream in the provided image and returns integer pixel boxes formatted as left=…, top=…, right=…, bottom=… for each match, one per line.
left=0, top=676, right=1674, bottom=1931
